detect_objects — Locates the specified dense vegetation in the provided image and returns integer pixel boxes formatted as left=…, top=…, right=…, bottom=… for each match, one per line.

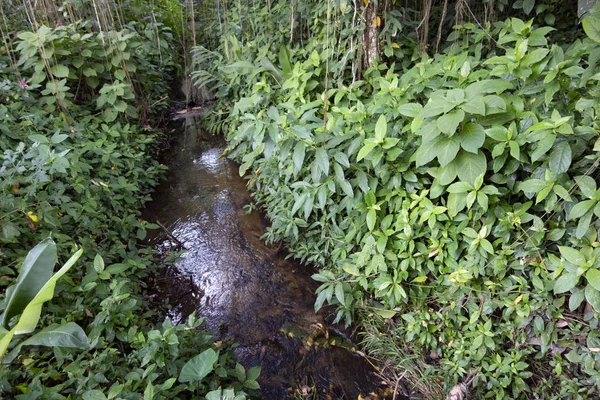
left=0, top=1, right=259, bottom=399
left=192, top=0, right=600, bottom=398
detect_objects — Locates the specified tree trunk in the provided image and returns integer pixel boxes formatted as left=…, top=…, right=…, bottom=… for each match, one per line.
left=362, top=0, right=380, bottom=68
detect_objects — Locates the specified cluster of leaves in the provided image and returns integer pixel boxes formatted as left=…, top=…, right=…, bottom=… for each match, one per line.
left=195, top=8, right=600, bottom=399
left=0, top=17, right=258, bottom=400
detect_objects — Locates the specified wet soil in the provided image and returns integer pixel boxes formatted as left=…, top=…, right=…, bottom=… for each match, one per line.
left=143, top=117, right=389, bottom=399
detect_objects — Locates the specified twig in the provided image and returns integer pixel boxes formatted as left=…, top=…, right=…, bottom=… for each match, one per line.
left=156, top=219, right=187, bottom=249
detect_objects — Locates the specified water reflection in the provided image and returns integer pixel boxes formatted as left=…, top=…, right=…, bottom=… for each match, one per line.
left=143, top=117, right=389, bottom=399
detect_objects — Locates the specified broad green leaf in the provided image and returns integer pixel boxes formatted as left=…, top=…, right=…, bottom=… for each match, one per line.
left=365, top=191, right=376, bottom=207
left=0, top=248, right=82, bottom=359
left=585, top=285, right=600, bottom=312
left=335, top=283, right=345, bottom=306
left=357, top=142, right=377, bottom=161
left=315, top=148, right=329, bottom=176
left=586, top=269, right=600, bottom=292
left=51, top=64, right=69, bottom=78
left=93, top=254, right=104, bottom=274
left=367, top=209, right=376, bottom=231
left=522, top=0, right=535, bottom=14
left=459, top=123, right=486, bottom=153
left=518, top=179, right=547, bottom=193
left=447, top=182, right=473, bottom=193
left=279, top=46, right=292, bottom=80
left=554, top=272, right=579, bottom=294
left=482, top=95, right=506, bottom=114
left=414, top=138, right=437, bottom=167
left=465, top=80, right=514, bottom=98
left=583, top=15, right=600, bottom=43
left=461, top=97, right=486, bottom=116
left=342, top=263, right=360, bottom=276
left=569, top=199, right=596, bottom=220
left=433, top=135, right=460, bottom=166
left=373, top=309, right=397, bottom=318
left=293, top=142, right=306, bottom=175
left=549, top=141, right=572, bottom=176
left=569, top=287, right=585, bottom=311
left=179, top=348, right=219, bottom=383
left=530, top=133, right=556, bottom=162
left=577, top=175, right=597, bottom=198
left=456, top=151, right=487, bottom=185
left=559, top=246, right=586, bottom=266
left=420, top=99, right=454, bottom=118
left=21, top=322, right=89, bottom=349
left=398, top=103, right=422, bottom=117
left=437, top=110, right=465, bottom=135
left=14, top=248, right=82, bottom=335
left=1, top=238, right=56, bottom=329
left=82, top=391, right=107, bottom=400
left=375, top=115, right=387, bottom=142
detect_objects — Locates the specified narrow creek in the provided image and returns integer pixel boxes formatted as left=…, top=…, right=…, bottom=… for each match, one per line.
left=143, top=116, right=389, bottom=399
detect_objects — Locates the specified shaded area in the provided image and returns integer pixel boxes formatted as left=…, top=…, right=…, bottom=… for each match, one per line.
left=143, top=117, right=392, bottom=399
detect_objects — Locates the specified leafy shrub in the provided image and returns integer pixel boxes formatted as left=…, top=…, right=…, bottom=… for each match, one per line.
left=202, top=15, right=600, bottom=398
left=0, top=20, right=258, bottom=399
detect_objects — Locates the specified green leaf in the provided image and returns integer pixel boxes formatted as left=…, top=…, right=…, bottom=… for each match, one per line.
left=246, top=366, right=261, bottom=382
left=433, top=135, right=460, bottom=166
left=568, top=199, right=596, bottom=220
left=459, top=123, right=486, bottom=153
left=315, top=148, right=329, bottom=176
left=549, top=141, right=572, bottom=176
left=523, top=0, right=535, bottom=15
left=367, top=209, right=376, bottom=231
left=179, top=348, right=219, bottom=383
left=82, top=390, right=107, bottom=400
left=22, top=322, right=89, bottom=349
left=585, top=285, right=600, bottom=312
left=420, top=99, right=454, bottom=118
left=342, top=263, right=360, bottom=276
left=577, top=175, right=597, bottom=198
left=398, top=103, right=422, bottom=117
left=335, top=283, right=345, bottom=306
left=586, top=269, right=600, bottom=292
left=375, top=114, right=387, bottom=142
left=447, top=182, right=473, bottom=193
left=293, top=142, right=305, bottom=176
left=51, top=64, right=69, bottom=78
left=554, top=272, right=579, bottom=294
left=584, top=15, right=600, bottom=43
left=569, top=287, right=585, bottom=311
left=0, top=238, right=57, bottom=329
left=461, top=97, right=486, bottom=116
left=373, top=309, right=397, bottom=318
left=357, top=142, right=377, bottom=161
left=437, top=110, right=465, bottom=135
left=0, top=248, right=82, bottom=359
left=456, top=151, right=487, bottom=185
left=279, top=46, right=292, bottom=80
left=559, top=246, right=586, bottom=266
left=93, top=254, right=105, bottom=274
left=414, top=138, right=437, bottom=167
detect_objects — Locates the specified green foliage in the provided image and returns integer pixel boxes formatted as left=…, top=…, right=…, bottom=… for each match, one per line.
left=197, top=6, right=600, bottom=397
left=0, top=16, right=258, bottom=400
left=0, top=239, right=85, bottom=360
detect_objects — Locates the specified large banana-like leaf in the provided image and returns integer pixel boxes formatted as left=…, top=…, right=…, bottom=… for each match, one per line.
left=0, top=238, right=56, bottom=329
left=0, top=247, right=83, bottom=360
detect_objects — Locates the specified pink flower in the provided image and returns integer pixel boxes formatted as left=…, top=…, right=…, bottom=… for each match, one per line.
left=54, top=23, right=61, bottom=28
left=18, top=79, right=28, bottom=89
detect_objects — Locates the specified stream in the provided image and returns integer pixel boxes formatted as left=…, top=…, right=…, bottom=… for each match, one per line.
left=142, top=116, right=389, bottom=399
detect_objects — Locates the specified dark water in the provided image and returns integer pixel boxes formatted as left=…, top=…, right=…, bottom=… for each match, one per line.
left=143, top=117, right=388, bottom=399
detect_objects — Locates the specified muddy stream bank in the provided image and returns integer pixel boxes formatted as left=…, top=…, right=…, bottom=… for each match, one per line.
left=142, top=116, right=391, bottom=399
